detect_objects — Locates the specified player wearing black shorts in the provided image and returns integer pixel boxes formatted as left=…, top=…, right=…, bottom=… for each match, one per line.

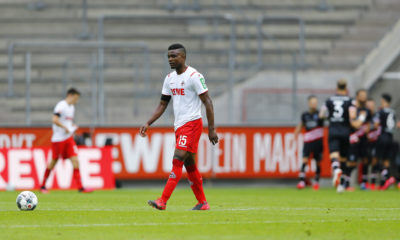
left=294, top=95, right=324, bottom=190
left=347, top=89, right=371, bottom=191
left=319, top=79, right=357, bottom=192
left=366, top=98, right=380, bottom=190
left=374, top=93, right=398, bottom=190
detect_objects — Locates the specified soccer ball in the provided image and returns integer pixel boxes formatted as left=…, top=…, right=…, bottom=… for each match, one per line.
left=16, top=191, right=38, bottom=211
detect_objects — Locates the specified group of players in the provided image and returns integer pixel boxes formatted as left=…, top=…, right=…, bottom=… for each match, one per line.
left=296, top=79, right=400, bottom=192
left=40, top=44, right=397, bottom=212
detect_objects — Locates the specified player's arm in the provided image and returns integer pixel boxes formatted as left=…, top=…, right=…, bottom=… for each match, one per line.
left=294, top=122, right=304, bottom=139
left=349, top=106, right=366, bottom=129
left=319, top=104, right=328, bottom=119
left=139, top=95, right=170, bottom=137
left=199, top=92, right=218, bottom=145
left=52, top=114, right=69, bottom=134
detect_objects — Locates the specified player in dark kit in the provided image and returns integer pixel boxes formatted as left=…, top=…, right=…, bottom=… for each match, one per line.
left=365, top=98, right=380, bottom=190
left=294, top=95, right=324, bottom=190
left=346, top=89, right=371, bottom=191
left=319, top=79, right=356, bottom=192
left=374, top=93, right=398, bottom=190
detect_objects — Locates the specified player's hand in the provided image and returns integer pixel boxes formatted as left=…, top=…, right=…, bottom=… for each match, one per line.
left=208, top=129, right=218, bottom=145
left=64, top=127, right=70, bottom=134
left=139, top=123, right=149, bottom=137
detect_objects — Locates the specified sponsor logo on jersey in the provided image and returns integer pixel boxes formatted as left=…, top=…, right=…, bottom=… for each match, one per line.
left=171, top=88, right=185, bottom=95
left=200, top=78, right=207, bottom=89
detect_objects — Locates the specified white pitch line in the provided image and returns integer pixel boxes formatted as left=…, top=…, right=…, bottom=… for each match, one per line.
left=1, top=218, right=400, bottom=229
left=1, top=207, right=400, bottom=212
left=213, top=207, right=400, bottom=211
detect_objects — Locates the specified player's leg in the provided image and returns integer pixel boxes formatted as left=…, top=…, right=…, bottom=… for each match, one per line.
left=40, top=159, right=58, bottom=193
left=380, top=142, right=396, bottom=190
left=297, top=142, right=310, bottom=189
left=64, top=137, right=93, bottom=193
left=161, top=149, right=187, bottom=201
left=148, top=149, right=188, bottom=210
left=376, top=138, right=395, bottom=190
left=297, top=157, right=308, bottom=189
left=40, top=141, right=61, bottom=193
left=69, top=156, right=92, bottom=193
left=337, top=136, right=350, bottom=192
left=345, top=143, right=358, bottom=191
left=360, top=141, right=370, bottom=190
left=184, top=154, right=209, bottom=210
left=380, top=159, right=395, bottom=190
left=329, top=136, right=342, bottom=187
left=370, top=157, right=379, bottom=190
left=312, top=141, right=323, bottom=191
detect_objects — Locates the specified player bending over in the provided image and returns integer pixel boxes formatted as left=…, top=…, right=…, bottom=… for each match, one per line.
left=140, top=43, right=218, bottom=210
left=40, top=88, right=93, bottom=193
left=294, top=95, right=324, bottom=190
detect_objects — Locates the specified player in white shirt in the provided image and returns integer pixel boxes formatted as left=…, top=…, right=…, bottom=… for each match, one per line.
left=40, top=88, right=93, bottom=193
left=140, top=43, right=218, bottom=210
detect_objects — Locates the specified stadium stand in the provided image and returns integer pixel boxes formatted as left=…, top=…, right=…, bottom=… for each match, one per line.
left=0, top=0, right=399, bottom=126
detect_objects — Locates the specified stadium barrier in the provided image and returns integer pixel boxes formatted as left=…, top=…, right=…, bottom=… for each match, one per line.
left=0, top=127, right=332, bottom=181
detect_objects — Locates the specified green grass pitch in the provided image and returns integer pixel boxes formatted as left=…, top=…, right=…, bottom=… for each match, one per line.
left=1, top=187, right=400, bottom=240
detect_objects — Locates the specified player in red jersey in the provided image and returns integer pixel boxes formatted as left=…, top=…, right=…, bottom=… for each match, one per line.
left=140, top=43, right=218, bottom=210
left=40, top=88, right=93, bottom=193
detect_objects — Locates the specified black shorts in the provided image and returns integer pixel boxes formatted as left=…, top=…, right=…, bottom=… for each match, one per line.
left=328, top=134, right=349, bottom=158
left=367, top=141, right=377, bottom=159
left=303, top=140, right=323, bottom=161
left=376, top=134, right=394, bottom=160
left=348, top=140, right=368, bottom=162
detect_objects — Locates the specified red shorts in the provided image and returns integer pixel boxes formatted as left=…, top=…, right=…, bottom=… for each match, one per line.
left=52, top=136, right=78, bottom=160
left=175, top=118, right=203, bottom=153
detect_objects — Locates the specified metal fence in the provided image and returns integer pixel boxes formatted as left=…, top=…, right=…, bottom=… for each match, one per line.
left=7, top=41, right=150, bottom=126
left=3, top=1, right=313, bottom=126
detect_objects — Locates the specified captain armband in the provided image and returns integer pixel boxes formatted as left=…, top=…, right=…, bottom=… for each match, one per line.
left=161, top=94, right=171, bottom=102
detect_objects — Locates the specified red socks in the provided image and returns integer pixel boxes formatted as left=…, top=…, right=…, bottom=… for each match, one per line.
left=41, top=167, right=84, bottom=190
left=161, top=159, right=184, bottom=202
left=186, top=164, right=207, bottom=203
left=73, top=168, right=83, bottom=190
left=41, top=168, right=51, bottom=188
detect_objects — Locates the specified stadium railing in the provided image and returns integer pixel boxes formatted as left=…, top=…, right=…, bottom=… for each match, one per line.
left=97, top=14, right=238, bottom=123
left=7, top=41, right=150, bottom=126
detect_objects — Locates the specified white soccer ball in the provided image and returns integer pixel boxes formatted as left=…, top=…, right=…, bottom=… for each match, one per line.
left=16, top=191, right=38, bottom=211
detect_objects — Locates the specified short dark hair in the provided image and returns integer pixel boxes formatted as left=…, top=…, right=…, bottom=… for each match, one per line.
left=67, top=88, right=80, bottom=96
left=381, top=93, right=391, bottom=103
left=168, top=43, right=186, bottom=55
left=356, top=88, right=367, bottom=96
left=307, top=95, right=317, bottom=101
left=337, top=79, right=347, bottom=90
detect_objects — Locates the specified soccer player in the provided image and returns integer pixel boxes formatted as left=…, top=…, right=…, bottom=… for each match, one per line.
left=374, top=93, right=397, bottom=190
left=140, top=43, right=218, bottom=210
left=40, top=88, right=93, bottom=193
left=366, top=98, right=380, bottom=190
left=347, top=89, right=371, bottom=191
left=294, top=95, right=324, bottom=190
left=319, top=79, right=356, bottom=192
